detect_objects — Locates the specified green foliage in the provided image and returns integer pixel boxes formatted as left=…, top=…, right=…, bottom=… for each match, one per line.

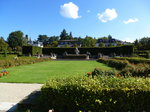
left=114, top=57, right=150, bottom=64
left=98, top=58, right=150, bottom=77
left=7, top=31, right=27, bottom=49
left=120, top=64, right=150, bottom=77
left=22, top=46, right=42, bottom=56
left=37, top=35, right=49, bottom=46
left=99, top=42, right=105, bottom=47
left=41, top=76, right=150, bottom=112
left=134, top=37, right=150, bottom=50
left=0, top=56, right=50, bottom=69
left=97, top=58, right=129, bottom=70
left=0, top=37, right=8, bottom=52
left=43, top=45, right=134, bottom=56
left=82, top=36, right=96, bottom=47
left=91, top=68, right=116, bottom=77
left=60, top=29, right=68, bottom=40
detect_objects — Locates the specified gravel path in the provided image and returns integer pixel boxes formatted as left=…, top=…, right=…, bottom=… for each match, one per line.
left=0, top=83, right=43, bottom=112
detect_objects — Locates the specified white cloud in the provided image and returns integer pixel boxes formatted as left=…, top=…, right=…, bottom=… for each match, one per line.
left=123, top=18, right=139, bottom=24
left=97, top=8, right=118, bottom=23
left=87, top=10, right=91, bottom=13
left=60, top=2, right=81, bottom=19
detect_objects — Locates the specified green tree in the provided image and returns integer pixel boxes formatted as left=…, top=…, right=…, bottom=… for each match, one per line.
left=0, top=37, right=8, bottom=52
left=99, top=42, right=105, bottom=47
left=50, top=41, right=58, bottom=47
left=82, top=36, right=96, bottom=47
left=60, top=29, right=68, bottom=40
left=37, top=35, right=49, bottom=46
left=69, top=32, right=73, bottom=40
left=48, top=36, right=59, bottom=43
left=7, top=31, right=27, bottom=50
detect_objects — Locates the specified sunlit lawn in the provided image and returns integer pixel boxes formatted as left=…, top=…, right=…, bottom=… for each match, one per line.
left=0, top=60, right=113, bottom=83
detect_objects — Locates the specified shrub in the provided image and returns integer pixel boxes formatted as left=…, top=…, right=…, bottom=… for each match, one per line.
left=97, top=58, right=130, bottom=70
left=41, top=77, right=150, bottom=112
left=22, top=46, right=42, bottom=56
left=0, top=57, right=51, bottom=69
left=114, top=57, right=150, bottom=64
left=91, top=68, right=116, bottom=77
left=120, top=64, right=150, bottom=77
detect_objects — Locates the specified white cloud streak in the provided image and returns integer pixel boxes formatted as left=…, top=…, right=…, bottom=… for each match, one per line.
left=60, top=2, right=81, bottom=19
left=123, top=18, right=139, bottom=24
left=97, top=8, right=118, bottom=23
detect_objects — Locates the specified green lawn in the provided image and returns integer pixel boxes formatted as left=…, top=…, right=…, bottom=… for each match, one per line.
left=0, top=60, right=112, bottom=83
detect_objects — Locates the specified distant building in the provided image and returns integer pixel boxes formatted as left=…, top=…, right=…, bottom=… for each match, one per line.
left=96, top=38, right=127, bottom=47
left=26, top=35, right=43, bottom=48
left=58, top=40, right=81, bottom=47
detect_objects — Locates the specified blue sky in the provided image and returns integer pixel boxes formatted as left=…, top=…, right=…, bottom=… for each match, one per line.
left=0, top=0, right=150, bottom=42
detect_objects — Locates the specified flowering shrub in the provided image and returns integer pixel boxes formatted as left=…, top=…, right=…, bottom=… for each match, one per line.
left=0, top=57, right=51, bottom=69
left=0, top=70, right=9, bottom=78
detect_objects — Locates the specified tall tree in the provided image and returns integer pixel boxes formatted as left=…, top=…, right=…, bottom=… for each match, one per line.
left=60, top=29, right=68, bottom=40
left=82, top=36, right=96, bottom=47
left=0, top=37, right=8, bottom=52
left=69, top=32, right=73, bottom=40
left=7, top=31, right=27, bottom=50
left=37, top=35, right=49, bottom=46
left=48, top=36, right=59, bottom=43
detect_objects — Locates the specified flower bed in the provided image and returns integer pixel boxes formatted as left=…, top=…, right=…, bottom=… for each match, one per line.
left=0, top=57, right=51, bottom=69
left=0, top=70, right=9, bottom=77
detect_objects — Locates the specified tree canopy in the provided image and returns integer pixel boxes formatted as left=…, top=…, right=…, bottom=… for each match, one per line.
left=7, top=31, right=27, bottom=49
left=0, top=37, right=8, bottom=51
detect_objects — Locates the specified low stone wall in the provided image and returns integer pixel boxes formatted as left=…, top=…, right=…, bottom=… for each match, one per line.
left=63, top=54, right=89, bottom=59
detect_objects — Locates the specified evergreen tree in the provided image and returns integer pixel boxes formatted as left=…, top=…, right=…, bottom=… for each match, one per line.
left=69, top=32, right=73, bottom=40
left=60, top=29, right=68, bottom=40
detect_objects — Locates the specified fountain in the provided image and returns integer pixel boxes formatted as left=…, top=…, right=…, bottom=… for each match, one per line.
left=63, top=48, right=89, bottom=59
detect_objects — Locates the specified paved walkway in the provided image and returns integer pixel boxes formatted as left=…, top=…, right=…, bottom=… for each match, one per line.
left=0, top=83, right=43, bottom=112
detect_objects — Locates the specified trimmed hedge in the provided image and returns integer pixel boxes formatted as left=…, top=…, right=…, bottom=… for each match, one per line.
left=114, top=57, right=150, bottom=64
left=41, top=77, right=150, bottom=112
left=22, top=46, right=42, bottom=56
left=97, top=58, right=150, bottom=77
left=43, top=45, right=133, bottom=56
left=97, top=58, right=129, bottom=70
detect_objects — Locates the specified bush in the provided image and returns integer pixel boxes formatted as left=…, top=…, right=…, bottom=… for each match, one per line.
left=97, top=58, right=130, bottom=70
left=120, top=64, right=150, bottom=77
left=0, top=57, right=51, bottom=69
left=114, top=57, right=150, bottom=64
left=22, top=46, right=42, bottom=56
left=91, top=68, right=116, bottom=77
left=41, top=77, right=150, bottom=112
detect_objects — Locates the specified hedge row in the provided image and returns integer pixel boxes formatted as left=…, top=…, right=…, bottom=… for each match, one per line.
left=42, top=45, right=133, bottom=55
left=0, top=57, right=51, bottom=69
left=22, top=46, right=42, bottom=56
left=97, top=58, right=129, bottom=70
left=97, top=58, right=150, bottom=77
left=114, top=57, right=150, bottom=64
left=41, top=77, right=150, bottom=112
